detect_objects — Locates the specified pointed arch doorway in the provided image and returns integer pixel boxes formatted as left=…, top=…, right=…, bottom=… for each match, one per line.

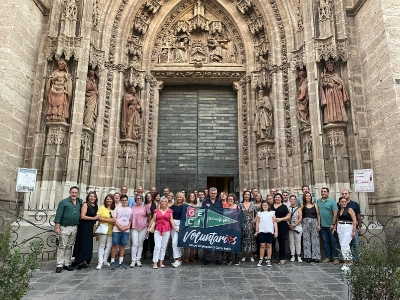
left=156, top=85, right=239, bottom=194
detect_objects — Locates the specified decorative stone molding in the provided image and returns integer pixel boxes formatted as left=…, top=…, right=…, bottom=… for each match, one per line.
left=247, top=14, right=264, bottom=35
left=133, top=12, right=149, bottom=34
left=145, top=0, right=162, bottom=14
left=145, top=74, right=158, bottom=163
left=237, top=0, right=253, bottom=15
left=92, top=0, right=100, bottom=32
left=151, top=71, right=245, bottom=78
left=258, top=144, right=276, bottom=161
left=47, top=34, right=82, bottom=61
left=315, top=36, right=348, bottom=62
left=61, top=0, right=78, bottom=37
left=46, top=126, right=68, bottom=146
left=296, top=0, right=303, bottom=32
left=302, top=132, right=313, bottom=158
left=118, top=142, right=138, bottom=159
left=252, top=65, right=278, bottom=90
left=317, top=0, right=333, bottom=22
left=240, top=75, right=251, bottom=165
left=324, top=128, right=346, bottom=148
left=89, top=44, right=105, bottom=70
left=123, top=68, right=145, bottom=89
left=291, top=44, right=305, bottom=70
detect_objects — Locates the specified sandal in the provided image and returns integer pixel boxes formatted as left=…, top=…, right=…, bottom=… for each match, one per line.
left=159, top=264, right=165, bottom=268
left=279, top=260, right=286, bottom=265
left=189, top=257, right=197, bottom=262
left=184, top=258, right=189, bottom=263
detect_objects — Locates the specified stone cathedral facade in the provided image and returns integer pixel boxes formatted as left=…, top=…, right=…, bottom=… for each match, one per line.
left=1, top=0, right=399, bottom=220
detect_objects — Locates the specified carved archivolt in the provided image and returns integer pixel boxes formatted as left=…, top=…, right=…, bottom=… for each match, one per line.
left=241, top=75, right=251, bottom=165
left=92, top=0, right=100, bottom=32
left=145, top=74, right=157, bottom=163
left=324, top=129, right=346, bottom=148
left=151, top=0, right=245, bottom=65
left=47, top=127, right=68, bottom=146
left=152, top=71, right=245, bottom=78
left=237, top=0, right=253, bottom=15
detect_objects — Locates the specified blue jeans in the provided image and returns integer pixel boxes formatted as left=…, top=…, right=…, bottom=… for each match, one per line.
left=350, top=229, right=359, bottom=262
left=321, top=227, right=339, bottom=260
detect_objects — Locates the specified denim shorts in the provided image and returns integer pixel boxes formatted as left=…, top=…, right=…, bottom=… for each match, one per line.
left=112, top=232, right=129, bottom=246
left=258, top=232, right=273, bottom=244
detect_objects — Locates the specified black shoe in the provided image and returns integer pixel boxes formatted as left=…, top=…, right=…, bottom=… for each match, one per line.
left=63, top=265, right=74, bottom=271
left=313, top=259, right=320, bottom=263
left=56, top=267, right=62, bottom=273
left=204, top=259, right=211, bottom=265
left=216, top=259, right=222, bottom=265
left=77, top=263, right=90, bottom=270
left=225, top=259, right=233, bottom=265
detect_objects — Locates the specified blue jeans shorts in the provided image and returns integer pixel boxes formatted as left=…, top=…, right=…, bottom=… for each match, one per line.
left=112, top=232, right=129, bottom=246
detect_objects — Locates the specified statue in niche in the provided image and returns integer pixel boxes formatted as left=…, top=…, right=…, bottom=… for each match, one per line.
left=174, top=34, right=190, bottom=63
left=45, top=58, right=73, bottom=123
left=207, top=35, right=222, bottom=63
left=253, top=90, right=273, bottom=139
left=258, top=55, right=268, bottom=69
left=296, top=70, right=310, bottom=126
left=320, top=60, right=350, bottom=124
left=121, top=86, right=143, bottom=140
left=83, top=70, right=99, bottom=130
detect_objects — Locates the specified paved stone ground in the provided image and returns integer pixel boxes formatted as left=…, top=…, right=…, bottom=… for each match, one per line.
left=23, top=251, right=350, bottom=300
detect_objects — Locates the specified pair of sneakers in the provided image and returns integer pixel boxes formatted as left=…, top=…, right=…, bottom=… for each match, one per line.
left=257, top=258, right=272, bottom=267
left=171, top=260, right=182, bottom=268
left=110, top=262, right=127, bottom=270
left=290, top=256, right=303, bottom=263
left=241, top=257, right=255, bottom=262
left=130, top=261, right=142, bottom=268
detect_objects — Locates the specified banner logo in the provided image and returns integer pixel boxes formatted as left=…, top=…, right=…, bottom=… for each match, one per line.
left=185, top=207, right=205, bottom=227
left=206, top=210, right=237, bottom=228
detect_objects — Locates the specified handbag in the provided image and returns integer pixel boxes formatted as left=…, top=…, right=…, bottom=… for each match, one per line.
left=148, top=222, right=155, bottom=233
left=95, top=223, right=109, bottom=235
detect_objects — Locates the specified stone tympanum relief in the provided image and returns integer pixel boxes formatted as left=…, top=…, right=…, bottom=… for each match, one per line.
left=320, top=61, right=349, bottom=124
left=296, top=70, right=310, bottom=128
left=121, top=86, right=143, bottom=140
left=253, top=90, right=273, bottom=140
left=154, top=0, right=239, bottom=66
left=83, top=70, right=99, bottom=130
left=45, top=58, right=73, bottom=123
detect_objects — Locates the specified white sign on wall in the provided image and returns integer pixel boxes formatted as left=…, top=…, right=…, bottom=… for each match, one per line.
left=16, top=168, right=37, bottom=193
left=354, top=169, right=374, bottom=192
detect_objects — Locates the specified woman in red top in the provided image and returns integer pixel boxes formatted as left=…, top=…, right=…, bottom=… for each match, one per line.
left=147, top=198, right=179, bottom=269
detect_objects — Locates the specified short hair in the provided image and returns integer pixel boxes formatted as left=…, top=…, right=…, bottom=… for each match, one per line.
left=197, top=191, right=204, bottom=196
left=227, top=194, right=237, bottom=203
left=209, top=187, right=217, bottom=193
left=86, top=191, right=98, bottom=206
left=120, top=194, right=128, bottom=201
left=302, top=185, right=309, bottom=190
left=70, top=186, right=79, bottom=192
left=114, top=192, right=121, bottom=197
left=135, top=194, right=144, bottom=203
left=274, top=193, right=283, bottom=203
left=175, top=192, right=185, bottom=204
left=282, top=191, right=289, bottom=196
left=289, top=195, right=297, bottom=200
left=103, top=194, right=116, bottom=210
left=321, top=187, right=330, bottom=193
left=168, top=192, right=174, bottom=199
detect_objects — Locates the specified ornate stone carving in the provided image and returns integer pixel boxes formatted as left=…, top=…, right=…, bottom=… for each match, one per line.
left=92, top=0, right=100, bottom=32
left=151, top=71, right=245, bottom=78
left=145, top=0, right=162, bottom=14
left=258, top=144, right=276, bottom=161
left=252, top=65, right=277, bottom=90
left=47, top=34, right=82, bottom=61
left=291, top=44, right=305, bottom=70
left=47, top=127, right=68, bottom=146
left=81, top=131, right=91, bottom=151
left=102, top=0, right=129, bottom=156
left=247, top=14, right=264, bottom=35
left=296, top=0, right=303, bottom=32
left=83, top=70, right=99, bottom=131
left=324, top=129, right=345, bottom=148
left=320, top=61, right=350, bottom=124
left=240, top=75, right=251, bottom=164
left=121, top=86, right=143, bottom=140
left=317, top=0, right=333, bottom=22
left=118, top=143, right=138, bottom=159
left=133, top=12, right=149, bottom=34
left=152, top=0, right=245, bottom=64
left=337, top=39, right=349, bottom=62
left=145, top=74, right=157, bottom=163
left=60, top=0, right=78, bottom=37
left=89, top=44, right=105, bottom=70
left=45, top=58, right=73, bottom=123
left=237, top=0, right=253, bottom=15
left=302, top=133, right=313, bottom=156
left=315, top=36, right=348, bottom=62
left=253, top=90, right=273, bottom=140
left=123, top=68, right=144, bottom=89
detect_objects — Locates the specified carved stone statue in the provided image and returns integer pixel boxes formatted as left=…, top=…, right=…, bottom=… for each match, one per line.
left=45, top=58, right=73, bottom=122
left=121, top=86, right=143, bottom=140
left=253, top=90, right=273, bottom=139
left=296, top=70, right=310, bottom=126
left=83, top=70, right=99, bottom=130
left=320, top=61, right=350, bottom=124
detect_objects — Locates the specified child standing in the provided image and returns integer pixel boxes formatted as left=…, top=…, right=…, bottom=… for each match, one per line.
left=110, top=194, right=132, bottom=270
left=254, top=202, right=278, bottom=267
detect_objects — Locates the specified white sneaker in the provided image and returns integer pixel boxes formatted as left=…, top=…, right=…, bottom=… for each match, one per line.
left=257, top=259, right=263, bottom=267
left=136, top=261, right=142, bottom=267
left=298, top=257, right=302, bottom=263
left=172, top=260, right=182, bottom=268
left=96, top=263, right=102, bottom=270
left=250, top=257, right=255, bottom=262
left=290, top=256, right=295, bottom=262
left=267, top=260, right=272, bottom=267
left=241, top=257, right=246, bottom=262
left=130, top=261, right=136, bottom=268
left=103, top=262, right=110, bottom=267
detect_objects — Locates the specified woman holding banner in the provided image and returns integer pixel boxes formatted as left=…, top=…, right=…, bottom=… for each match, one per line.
left=225, top=194, right=241, bottom=265
left=239, top=190, right=257, bottom=263
left=184, top=192, right=197, bottom=263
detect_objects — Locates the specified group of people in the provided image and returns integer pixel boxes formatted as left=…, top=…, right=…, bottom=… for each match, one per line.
left=54, top=184, right=361, bottom=273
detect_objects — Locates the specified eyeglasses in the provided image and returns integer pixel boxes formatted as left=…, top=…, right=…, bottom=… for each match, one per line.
left=120, top=200, right=128, bottom=202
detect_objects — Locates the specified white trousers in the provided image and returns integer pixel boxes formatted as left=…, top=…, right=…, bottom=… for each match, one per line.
left=153, top=230, right=170, bottom=263
left=97, top=234, right=112, bottom=264
left=171, top=220, right=181, bottom=259
left=131, top=228, right=147, bottom=262
left=56, top=225, right=77, bottom=267
left=337, top=223, right=353, bottom=261
left=288, top=230, right=303, bottom=255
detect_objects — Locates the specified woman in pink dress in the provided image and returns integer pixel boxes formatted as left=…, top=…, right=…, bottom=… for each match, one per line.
left=147, top=198, right=179, bottom=269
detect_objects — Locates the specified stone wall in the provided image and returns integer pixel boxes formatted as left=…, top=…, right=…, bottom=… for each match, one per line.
left=354, top=0, right=400, bottom=214
left=0, top=0, right=46, bottom=201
